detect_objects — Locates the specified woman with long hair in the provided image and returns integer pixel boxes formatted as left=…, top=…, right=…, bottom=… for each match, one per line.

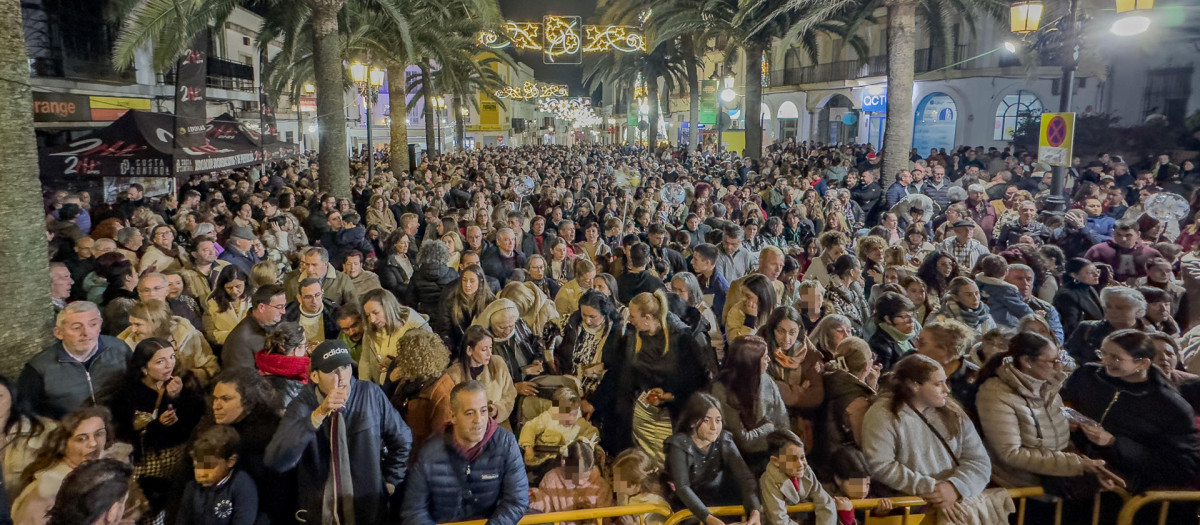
left=443, top=325, right=518, bottom=424
left=100, top=259, right=139, bottom=335
left=108, top=338, right=204, bottom=517
left=366, top=194, right=397, bottom=235
left=915, top=251, right=960, bottom=300
left=724, top=273, right=779, bottom=341
left=823, top=255, right=868, bottom=336
left=809, top=314, right=853, bottom=359
left=544, top=236, right=575, bottom=284
left=12, top=407, right=121, bottom=525
left=434, top=264, right=495, bottom=356
left=591, top=273, right=627, bottom=320
left=377, top=230, right=415, bottom=301
left=711, top=336, right=789, bottom=468
left=0, top=375, right=54, bottom=498
left=760, top=307, right=825, bottom=442
left=360, top=288, right=431, bottom=384
left=202, top=265, right=250, bottom=345
left=861, top=354, right=991, bottom=513
left=1062, top=330, right=1200, bottom=493
left=255, top=321, right=310, bottom=407
left=385, top=330, right=454, bottom=451
left=408, top=240, right=459, bottom=315
left=662, top=393, right=762, bottom=525
left=120, top=299, right=219, bottom=384
left=544, top=290, right=625, bottom=401
left=900, top=276, right=939, bottom=325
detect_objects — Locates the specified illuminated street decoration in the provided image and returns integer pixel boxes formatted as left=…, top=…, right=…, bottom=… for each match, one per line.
left=494, top=81, right=569, bottom=100
left=583, top=26, right=646, bottom=52
left=476, top=19, right=646, bottom=63
left=543, top=16, right=582, bottom=63
left=761, top=55, right=770, bottom=87
left=539, top=97, right=602, bottom=127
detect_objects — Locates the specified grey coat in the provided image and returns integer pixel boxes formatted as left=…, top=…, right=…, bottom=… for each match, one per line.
left=711, top=376, right=790, bottom=455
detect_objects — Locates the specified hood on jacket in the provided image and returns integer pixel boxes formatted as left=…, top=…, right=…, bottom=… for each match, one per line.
left=975, top=274, right=1018, bottom=290
left=995, top=361, right=1065, bottom=401
left=415, top=262, right=458, bottom=283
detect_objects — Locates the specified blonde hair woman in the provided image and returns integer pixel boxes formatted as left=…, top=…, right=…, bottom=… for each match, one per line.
left=120, top=300, right=219, bottom=384
left=497, top=281, right=559, bottom=336
left=360, top=289, right=431, bottom=384
left=441, top=231, right=464, bottom=270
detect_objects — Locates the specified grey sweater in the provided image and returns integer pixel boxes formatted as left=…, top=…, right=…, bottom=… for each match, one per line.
left=711, top=376, right=790, bottom=454
left=862, top=396, right=991, bottom=499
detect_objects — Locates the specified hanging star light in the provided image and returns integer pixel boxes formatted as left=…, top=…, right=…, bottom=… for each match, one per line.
left=476, top=19, right=646, bottom=62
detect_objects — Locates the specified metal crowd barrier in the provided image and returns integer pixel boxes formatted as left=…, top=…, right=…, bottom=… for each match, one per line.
left=440, top=502, right=674, bottom=525
left=1116, top=491, right=1200, bottom=525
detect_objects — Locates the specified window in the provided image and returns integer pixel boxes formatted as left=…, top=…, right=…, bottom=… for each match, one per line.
left=994, top=90, right=1043, bottom=141
left=1143, top=67, right=1193, bottom=126
left=405, top=71, right=422, bottom=122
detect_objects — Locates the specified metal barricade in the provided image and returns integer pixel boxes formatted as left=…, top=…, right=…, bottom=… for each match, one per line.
left=1116, top=491, right=1200, bottom=525
left=660, top=487, right=1047, bottom=525
left=439, top=503, right=675, bottom=525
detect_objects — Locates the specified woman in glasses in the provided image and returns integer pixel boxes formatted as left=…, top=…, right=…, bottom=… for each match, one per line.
left=1061, top=330, right=1200, bottom=495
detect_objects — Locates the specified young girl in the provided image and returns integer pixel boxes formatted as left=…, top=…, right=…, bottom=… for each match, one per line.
left=530, top=441, right=613, bottom=514
left=612, top=449, right=670, bottom=525
left=827, top=447, right=897, bottom=525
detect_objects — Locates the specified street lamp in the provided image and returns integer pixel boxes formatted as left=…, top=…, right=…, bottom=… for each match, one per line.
left=718, top=74, right=738, bottom=155
left=1009, top=0, right=1154, bottom=210
left=349, top=61, right=384, bottom=178
left=432, top=96, right=447, bottom=154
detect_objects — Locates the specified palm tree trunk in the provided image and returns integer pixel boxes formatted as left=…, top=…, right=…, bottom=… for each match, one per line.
left=647, top=75, right=661, bottom=154
left=310, top=0, right=350, bottom=198
left=882, top=0, right=917, bottom=186
left=683, top=35, right=701, bottom=153
left=453, top=95, right=466, bottom=151
left=386, top=66, right=410, bottom=173
left=0, top=0, right=53, bottom=372
left=744, top=44, right=765, bottom=160
left=419, top=62, right=437, bottom=157
left=659, top=85, right=672, bottom=149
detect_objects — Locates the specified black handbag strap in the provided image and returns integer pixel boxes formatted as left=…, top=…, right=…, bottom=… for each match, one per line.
left=909, top=403, right=960, bottom=467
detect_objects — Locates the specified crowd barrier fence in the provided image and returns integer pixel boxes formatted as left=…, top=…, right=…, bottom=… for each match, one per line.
left=1116, top=491, right=1200, bottom=525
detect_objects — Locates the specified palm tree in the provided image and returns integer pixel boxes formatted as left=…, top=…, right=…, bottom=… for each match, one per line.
left=438, top=52, right=510, bottom=151
left=0, top=0, right=54, bottom=370
left=110, top=0, right=409, bottom=198
left=584, top=40, right=686, bottom=153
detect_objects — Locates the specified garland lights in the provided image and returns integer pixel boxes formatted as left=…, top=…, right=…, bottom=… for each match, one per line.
left=478, top=16, right=646, bottom=63
left=493, top=81, right=569, bottom=100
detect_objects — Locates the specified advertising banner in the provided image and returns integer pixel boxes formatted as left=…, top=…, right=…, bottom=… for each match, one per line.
left=699, top=80, right=718, bottom=125
left=174, top=34, right=208, bottom=150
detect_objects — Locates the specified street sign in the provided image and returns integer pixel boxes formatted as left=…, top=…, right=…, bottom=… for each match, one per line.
left=1038, top=112, right=1075, bottom=167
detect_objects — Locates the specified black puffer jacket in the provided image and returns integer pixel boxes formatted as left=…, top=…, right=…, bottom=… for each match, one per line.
left=1062, top=364, right=1200, bottom=492
left=408, top=263, right=458, bottom=314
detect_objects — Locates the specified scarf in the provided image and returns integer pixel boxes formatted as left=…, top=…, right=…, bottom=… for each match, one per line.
left=453, top=418, right=498, bottom=462
left=254, top=352, right=310, bottom=383
left=319, top=391, right=355, bottom=525
left=943, top=300, right=992, bottom=330
left=879, top=323, right=917, bottom=353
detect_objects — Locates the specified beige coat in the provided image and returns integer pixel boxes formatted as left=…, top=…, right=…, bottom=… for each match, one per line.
left=2, top=417, right=56, bottom=497
left=178, top=260, right=230, bottom=307
left=204, top=298, right=251, bottom=345
left=138, top=244, right=181, bottom=273
left=121, top=316, right=221, bottom=384
left=975, top=363, right=1085, bottom=487
left=444, top=355, right=518, bottom=423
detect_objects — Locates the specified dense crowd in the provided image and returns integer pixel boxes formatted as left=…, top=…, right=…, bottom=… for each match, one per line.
left=24, top=141, right=1200, bottom=525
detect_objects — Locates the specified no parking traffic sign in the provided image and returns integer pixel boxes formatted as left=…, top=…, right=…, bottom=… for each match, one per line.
left=1038, top=112, right=1075, bottom=167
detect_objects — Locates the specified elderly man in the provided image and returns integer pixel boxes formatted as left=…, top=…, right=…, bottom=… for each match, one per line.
left=402, top=380, right=528, bottom=525
left=219, top=226, right=263, bottom=275
left=724, top=246, right=786, bottom=322
left=716, top=224, right=755, bottom=281
left=18, top=302, right=131, bottom=418
left=481, top=227, right=527, bottom=286
left=266, top=340, right=413, bottom=524
left=284, top=246, right=360, bottom=307
left=223, top=284, right=287, bottom=369
left=1004, top=264, right=1064, bottom=344
left=995, top=201, right=1049, bottom=248
left=939, top=220, right=990, bottom=271
left=963, top=184, right=998, bottom=244
left=137, top=272, right=202, bottom=330
left=285, top=277, right=341, bottom=347
left=1065, top=287, right=1148, bottom=365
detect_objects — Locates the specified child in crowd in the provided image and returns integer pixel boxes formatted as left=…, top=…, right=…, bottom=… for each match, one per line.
left=827, top=447, right=899, bottom=525
left=530, top=440, right=613, bottom=514
left=520, top=387, right=600, bottom=480
left=973, top=255, right=1034, bottom=329
left=177, top=425, right=259, bottom=525
left=759, top=430, right=838, bottom=525
left=612, top=449, right=670, bottom=525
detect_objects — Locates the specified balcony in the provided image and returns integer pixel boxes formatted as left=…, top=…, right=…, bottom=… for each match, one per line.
left=164, top=56, right=257, bottom=92
left=23, top=0, right=135, bottom=83
left=768, top=44, right=975, bottom=87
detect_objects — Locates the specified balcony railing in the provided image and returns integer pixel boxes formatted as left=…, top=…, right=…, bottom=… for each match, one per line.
left=164, top=56, right=257, bottom=92
left=769, top=44, right=977, bottom=87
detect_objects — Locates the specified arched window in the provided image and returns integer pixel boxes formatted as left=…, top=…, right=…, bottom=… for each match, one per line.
left=994, top=90, right=1043, bottom=141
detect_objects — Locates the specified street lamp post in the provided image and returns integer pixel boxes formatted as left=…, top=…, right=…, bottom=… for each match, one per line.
left=718, top=74, right=737, bottom=155
left=433, top=96, right=446, bottom=155
left=299, top=83, right=314, bottom=152
left=349, top=61, right=385, bottom=179
left=1010, top=0, right=1153, bottom=211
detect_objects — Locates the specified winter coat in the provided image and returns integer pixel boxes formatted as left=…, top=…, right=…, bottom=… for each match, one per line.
left=283, top=266, right=360, bottom=308
left=1064, top=320, right=1149, bottom=366
left=2, top=417, right=55, bottom=497
left=204, top=298, right=251, bottom=346
left=481, top=246, right=527, bottom=286
left=975, top=274, right=1035, bottom=329
left=861, top=395, right=991, bottom=499
left=1061, top=364, right=1200, bottom=492
left=715, top=244, right=755, bottom=282
left=976, top=364, right=1084, bottom=487
left=120, top=316, right=219, bottom=384
left=378, top=255, right=413, bottom=304
left=390, top=374, right=454, bottom=454
left=1084, top=215, right=1116, bottom=241
left=222, top=315, right=272, bottom=371
left=176, top=470, right=259, bottom=525
left=359, top=308, right=432, bottom=384
left=18, top=336, right=131, bottom=419
left=322, top=225, right=376, bottom=268
left=663, top=431, right=761, bottom=518
left=1083, top=240, right=1162, bottom=283
left=264, top=378, right=413, bottom=524
left=1053, top=280, right=1103, bottom=338
left=219, top=246, right=261, bottom=276
left=819, top=369, right=875, bottom=455
left=868, top=328, right=908, bottom=373
left=444, top=356, right=519, bottom=424
left=283, top=299, right=342, bottom=343
left=109, top=374, right=206, bottom=459
left=401, top=424, right=529, bottom=525
left=760, top=462, right=837, bottom=525
left=408, top=263, right=459, bottom=314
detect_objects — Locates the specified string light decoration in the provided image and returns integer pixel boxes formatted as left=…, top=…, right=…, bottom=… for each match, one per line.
left=583, top=26, right=646, bottom=52
left=539, top=97, right=602, bottom=127
left=494, top=81, right=569, bottom=100
left=761, top=55, right=770, bottom=87
left=543, top=15, right=582, bottom=63
left=476, top=19, right=646, bottom=63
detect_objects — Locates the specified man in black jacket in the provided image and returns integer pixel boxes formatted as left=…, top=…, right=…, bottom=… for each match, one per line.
left=616, top=243, right=666, bottom=305
left=481, top=228, right=527, bottom=286
left=266, top=340, right=412, bottom=524
left=851, top=169, right=884, bottom=226
left=283, top=278, right=341, bottom=347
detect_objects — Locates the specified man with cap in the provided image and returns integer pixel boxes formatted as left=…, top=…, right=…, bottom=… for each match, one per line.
left=266, top=339, right=413, bottom=525
left=219, top=225, right=263, bottom=275
left=939, top=220, right=990, bottom=271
